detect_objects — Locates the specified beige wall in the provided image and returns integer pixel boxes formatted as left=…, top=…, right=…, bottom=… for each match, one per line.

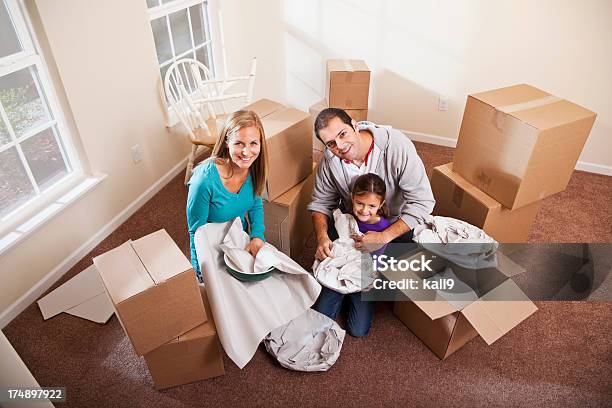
left=0, top=0, right=191, bottom=314
left=277, top=0, right=611, bottom=167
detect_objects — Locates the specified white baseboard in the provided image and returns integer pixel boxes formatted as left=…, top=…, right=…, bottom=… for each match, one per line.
left=0, top=155, right=191, bottom=329
left=400, top=129, right=612, bottom=176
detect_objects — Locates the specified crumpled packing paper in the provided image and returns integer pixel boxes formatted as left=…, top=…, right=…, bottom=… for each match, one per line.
left=264, top=308, right=346, bottom=372
left=413, top=215, right=499, bottom=269
left=313, top=209, right=375, bottom=294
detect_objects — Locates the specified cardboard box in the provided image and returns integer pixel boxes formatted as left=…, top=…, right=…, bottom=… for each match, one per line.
left=384, top=250, right=537, bottom=360
left=264, top=163, right=316, bottom=257
left=453, top=84, right=596, bottom=210
left=93, top=230, right=207, bottom=355
left=308, top=99, right=368, bottom=152
left=325, top=59, right=370, bottom=109
left=144, top=286, right=224, bottom=390
left=243, top=99, right=313, bottom=200
left=431, top=163, right=541, bottom=243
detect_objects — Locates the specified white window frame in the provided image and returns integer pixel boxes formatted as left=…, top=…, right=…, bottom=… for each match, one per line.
left=0, top=0, right=102, bottom=253
left=147, top=0, right=216, bottom=126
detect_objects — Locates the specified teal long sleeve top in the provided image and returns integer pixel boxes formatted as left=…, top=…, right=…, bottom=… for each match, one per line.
left=186, top=159, right=265, bottom=277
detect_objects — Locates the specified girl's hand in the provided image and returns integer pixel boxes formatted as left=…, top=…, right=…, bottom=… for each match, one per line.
left=353, top=231, right=388, bottom=252
left=246, top=238, right=265, bottom=258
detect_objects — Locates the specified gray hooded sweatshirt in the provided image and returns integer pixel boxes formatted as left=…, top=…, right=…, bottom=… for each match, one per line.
left=307, top=122, right=435, bottom=229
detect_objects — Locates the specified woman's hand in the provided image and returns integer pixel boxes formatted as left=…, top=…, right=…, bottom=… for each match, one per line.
left=246, top=237, right=265, bottom=258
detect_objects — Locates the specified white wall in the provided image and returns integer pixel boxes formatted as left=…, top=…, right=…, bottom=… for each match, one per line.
left=255, top=0, right=611, bottom=167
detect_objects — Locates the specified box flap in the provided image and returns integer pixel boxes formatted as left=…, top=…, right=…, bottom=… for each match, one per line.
left=93, top=241, right=154, bottom=303
left=243, top=98, right=284, bottom=119
left=262, top=107, right=311, bottom=138
left=308, top=99, right=328, bottom=116
left=471, top=84, right=549, bottom=108
left=424, top=267, right=479, bottom=310
left=64, top=292, right=114, bottom=324
left=37, top=264, right=106, bottom=320
left=495, top=252, right=525, bottom=278
left=460, top=279, right=537, bottom=345
left=131, top=230, right=193, bottom=284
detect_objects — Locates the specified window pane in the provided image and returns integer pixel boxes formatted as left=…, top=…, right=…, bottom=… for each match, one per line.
left=146, top=0, right=159, bottom=8
left=169, top=9, right=191, bottom=56
left=0, top=1, right=22, bottom=59
left=189, top=4, right=205, bottom=46
left=151, top=17, right=172, bottom=64
left=0, top=119, right=10, bottom=146
left=0, top=66, right=52, bottom=138
left=196, top=46, right=210, bottom=70
left=20, top=127, right=69, bottom=192
left=0, top=147, right=35, bottom=218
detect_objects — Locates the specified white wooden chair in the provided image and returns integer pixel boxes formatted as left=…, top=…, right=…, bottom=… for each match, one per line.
left=164, top=57, right=257, bottom=184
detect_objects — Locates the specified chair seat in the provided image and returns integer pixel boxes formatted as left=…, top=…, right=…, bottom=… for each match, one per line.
left=191, top=114, right=229, bottom=146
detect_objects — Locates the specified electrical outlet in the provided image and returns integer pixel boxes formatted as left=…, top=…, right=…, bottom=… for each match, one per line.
left=438, top=96, right=449, bottom=111
left=131, top=144, right=143, bottom=164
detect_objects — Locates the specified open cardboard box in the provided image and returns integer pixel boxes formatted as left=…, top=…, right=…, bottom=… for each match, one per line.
left=383, top=249, right=537, bottom=359
left=93, top=229, right=207, bottom=356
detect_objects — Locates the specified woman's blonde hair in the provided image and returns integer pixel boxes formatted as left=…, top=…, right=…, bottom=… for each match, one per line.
left=211, top=110, right=268, bottom=196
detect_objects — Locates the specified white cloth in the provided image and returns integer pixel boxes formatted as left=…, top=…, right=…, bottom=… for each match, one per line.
left=413, top=216, right=499, bottom=269
left=264, top=309, right=346, bottom=372
left=194, top=218, right=321, bottom=368
left=313, top=210, right=375, bottom=294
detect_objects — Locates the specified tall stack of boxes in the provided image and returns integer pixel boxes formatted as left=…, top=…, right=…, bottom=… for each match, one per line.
left=309, top=59, right=371, bottom=154
left=240, top=99, right=316, bottom=258
left=432, top=84, right=597, bottom=243
left=93, top=229, right=224, bottom=390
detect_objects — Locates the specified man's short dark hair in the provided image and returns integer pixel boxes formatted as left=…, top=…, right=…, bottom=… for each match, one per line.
left=314, top=108, right=353, bottom=142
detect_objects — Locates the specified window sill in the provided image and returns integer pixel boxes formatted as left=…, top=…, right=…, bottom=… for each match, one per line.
left=0, top=174, right=107, bottom=256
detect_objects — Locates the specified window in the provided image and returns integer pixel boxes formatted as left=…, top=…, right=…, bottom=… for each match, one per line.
left=0, top=0, right=78, bottom=220
left=147, top=0, right=215, bottom=89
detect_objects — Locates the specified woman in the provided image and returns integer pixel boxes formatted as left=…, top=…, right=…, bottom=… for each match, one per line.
left=187, top=109, right=269, bottom=281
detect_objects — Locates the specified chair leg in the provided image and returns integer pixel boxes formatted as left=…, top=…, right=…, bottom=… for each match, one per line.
left=184, top=144, right=199, bottom=185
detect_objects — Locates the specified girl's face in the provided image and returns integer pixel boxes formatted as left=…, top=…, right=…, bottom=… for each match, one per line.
left=352, top=192, right=384, bottom=223
left=226, top=125, right=261, bottom=170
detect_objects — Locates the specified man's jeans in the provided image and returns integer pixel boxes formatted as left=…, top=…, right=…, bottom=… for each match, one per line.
left=312, top=216, right=415, bottom=337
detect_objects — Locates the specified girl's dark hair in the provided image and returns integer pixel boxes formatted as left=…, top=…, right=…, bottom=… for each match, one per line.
left=351, top=173, right=389, bottom=218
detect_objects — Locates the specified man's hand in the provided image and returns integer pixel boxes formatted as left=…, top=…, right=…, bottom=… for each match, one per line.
left=245, top=237, right=265, bottom=258
left=315, top=236, right=334, bottom=261
left=352, top=231, right=390, bottom=253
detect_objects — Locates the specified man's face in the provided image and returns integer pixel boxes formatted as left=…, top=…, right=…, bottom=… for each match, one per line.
left=318, top=117, right=360, bottom=161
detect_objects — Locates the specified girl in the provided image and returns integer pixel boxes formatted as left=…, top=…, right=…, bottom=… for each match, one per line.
left=312, top=173, right=389, bottom=337
left=351, top=173, right=390, bottom=257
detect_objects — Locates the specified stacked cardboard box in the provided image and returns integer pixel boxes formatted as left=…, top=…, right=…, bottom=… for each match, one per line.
left=309, top=59, right=371, bottom=153
left=433, top=84, right=596, bottom=243
left=240, top=99, right=316, bottom=258
left=93, top=229, right=224, bottom=389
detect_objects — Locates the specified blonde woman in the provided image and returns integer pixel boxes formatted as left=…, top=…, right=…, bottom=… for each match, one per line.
left=187, top=110, right=269, bottom=281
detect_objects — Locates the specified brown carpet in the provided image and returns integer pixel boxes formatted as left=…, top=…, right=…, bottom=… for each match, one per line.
left=5, top=142, right=612, bottom=407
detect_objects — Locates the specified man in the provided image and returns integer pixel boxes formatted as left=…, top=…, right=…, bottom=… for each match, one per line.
left=307, top=108, right=435, bottom=336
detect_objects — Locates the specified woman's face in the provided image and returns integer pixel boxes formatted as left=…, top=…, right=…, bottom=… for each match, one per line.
left=226, top=125, right=261, bottom=170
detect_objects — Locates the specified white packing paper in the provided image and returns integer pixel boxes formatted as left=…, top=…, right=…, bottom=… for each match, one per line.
left=194, top=218, right=321, bottom=368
